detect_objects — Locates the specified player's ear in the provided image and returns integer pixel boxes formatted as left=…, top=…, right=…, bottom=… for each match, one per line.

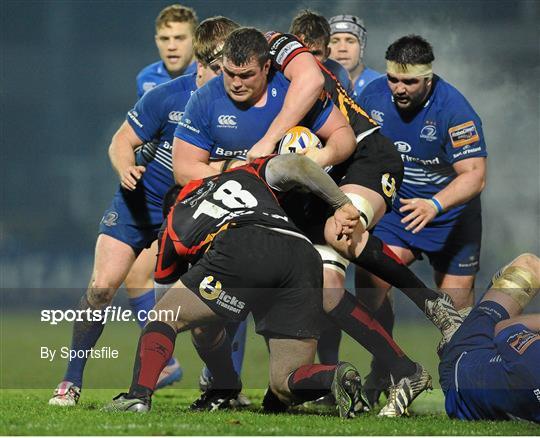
left=263, top=59, right=271, bottom=74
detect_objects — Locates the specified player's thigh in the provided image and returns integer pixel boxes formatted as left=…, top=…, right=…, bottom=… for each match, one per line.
left=125, top=240, right=159, bottom=296
left=268, top=337, right=317, bottom=399
left=89, top=234, right=138, bottom=306
left=340, top=184, right=387, bottom=230
left=434, top=272, right=475, bottom=309
left=155, top=279, right=223, bottom=332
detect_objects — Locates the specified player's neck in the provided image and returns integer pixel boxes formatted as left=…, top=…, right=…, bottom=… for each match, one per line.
left=350, top=62, right=365, bottom=84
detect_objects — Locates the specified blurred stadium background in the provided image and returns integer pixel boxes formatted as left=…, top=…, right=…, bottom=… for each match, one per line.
left=1, top=0, right=539, bottom=389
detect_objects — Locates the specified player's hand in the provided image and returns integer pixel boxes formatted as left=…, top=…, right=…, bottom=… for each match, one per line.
left=120, top=165, right=146, bottom=191
left=399, top=197, right=438, bottom=234
left=247, top=138, right=277, bottom=162
left=333, top=202, right=360, bottom=238
left=297, top=146, right=327, bottom=168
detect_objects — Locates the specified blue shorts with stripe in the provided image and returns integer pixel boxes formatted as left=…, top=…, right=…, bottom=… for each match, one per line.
left=439, top=301, right=540, bottom=422
left=372, top=207, right=481, bottom=275
left=98, top=186, right=163, bottom=251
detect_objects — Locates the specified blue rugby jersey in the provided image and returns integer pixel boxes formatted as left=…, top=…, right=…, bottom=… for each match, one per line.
left=351, top=66, right=381, bottom=102
left=357, top=75, right=487, bottom=224
left=323, top=58, right=353, bottom=95
left=126, top=72, right=197, bottom=205
left=136, top=60, right=197, bottom=98
left=174, top=71, right=332, bottom=160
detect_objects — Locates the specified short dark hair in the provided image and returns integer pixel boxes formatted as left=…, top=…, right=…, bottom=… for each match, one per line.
left=385, top=35, right=435, bottom=65
left=289, top=10, right=330, bottom=47
left=194, top=16, right=240, bottom=65
left=222, top=27, right=269, bottom=67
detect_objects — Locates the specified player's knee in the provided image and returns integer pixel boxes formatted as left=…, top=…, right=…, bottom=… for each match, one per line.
left=511, top=253, right=540, bottom=276
left=88, top=277, right=119, bottom=307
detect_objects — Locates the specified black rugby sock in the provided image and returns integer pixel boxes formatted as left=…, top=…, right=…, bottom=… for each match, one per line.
left=129, top=321, right=176, bottom=399
left=353, top=234, right=440, bottom=310
left=317, top=323, right=342, bottom=365
left=328, top=292, right=416, bottom=381
left=287, top=364, right=337, bottom=403
left=374, top=295, right=395, bottom=336
left=194, top=330, right=239, bottom=389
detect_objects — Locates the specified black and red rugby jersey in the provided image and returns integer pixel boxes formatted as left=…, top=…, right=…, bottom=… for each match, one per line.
left=265, top=32, right=379, bottom=138
left=165, top=156, right=302, bottom=261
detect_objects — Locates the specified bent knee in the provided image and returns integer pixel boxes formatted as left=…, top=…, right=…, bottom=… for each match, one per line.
left=88, top=277, right=119, bottom=307
left=511, top=253, right=540, bottom=275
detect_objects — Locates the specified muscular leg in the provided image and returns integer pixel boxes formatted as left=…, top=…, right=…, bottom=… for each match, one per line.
left=128, top=279, right=224, bottom=399
left=267, top=337, right=317, bottom=404
left=63, top=234, right=138, bottom=388
left=434, top=271, right=475, bottom=310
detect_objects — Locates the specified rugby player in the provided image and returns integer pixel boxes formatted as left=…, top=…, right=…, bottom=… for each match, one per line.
left=136, top=4, right=198, bottom=97
left=104, top=153, right=367, bottom=418
left=48, top=16, right=243, bottom=407
left=356, top=35, right=487, bottom=404
left=328, top=15, right=380, bottom=101
left=289, top=10, right=352, bottom=95
left=439, top=253, right=539, bottom=422
left=174, top=28, right=463, bottom=417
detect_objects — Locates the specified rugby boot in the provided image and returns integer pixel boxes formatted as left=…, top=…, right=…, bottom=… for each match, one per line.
left=378, top=363, right=432, bottom=417
left=102, top=393, right=151, bottom=413
left=48, top=381, right=81, bottom=407
left=155, top=357, right=183, bottom=390
left=190, top=387, right=242, bottom=411
left=331, top=362, right=370, bottom=418
left=424, top=293, right=463, bottom=353
left=363, top=362, right=391, bottom=408
left=230, top=392, right=252, bottom=408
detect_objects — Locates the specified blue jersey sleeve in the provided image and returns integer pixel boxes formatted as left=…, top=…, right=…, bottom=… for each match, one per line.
left=126, top=88, right=164, bottom=143
left=443, top=93, right=487, bottom=163
left=174, top=91, right=213, bottom=152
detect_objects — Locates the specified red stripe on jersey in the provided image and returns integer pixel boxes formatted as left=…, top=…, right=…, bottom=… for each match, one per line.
left=281, top=47, right=310, bottom=71
left=154, top=229, right=178, bottom=281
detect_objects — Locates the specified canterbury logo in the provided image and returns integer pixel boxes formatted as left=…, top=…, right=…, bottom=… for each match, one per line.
left=217, top=115, right=237, bottom=126
left=168, top=111, right=183, bottom=123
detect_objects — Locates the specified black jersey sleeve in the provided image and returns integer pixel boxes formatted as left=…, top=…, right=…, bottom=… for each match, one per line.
left=266, top=32, right=310, bottom=72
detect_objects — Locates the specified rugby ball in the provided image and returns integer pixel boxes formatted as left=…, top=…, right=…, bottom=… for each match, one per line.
left=277, top=126, right=322, bottom=154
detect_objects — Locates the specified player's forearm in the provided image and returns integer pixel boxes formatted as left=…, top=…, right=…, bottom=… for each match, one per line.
left=261, top=75, right=325, bottom=148
left=266, top=154, right=350, bottom=210
left=108, top=133, right=137, bottom=177
left=433, top=168, right=486, bottom=211
left=319, top=125, right=357, bottom=167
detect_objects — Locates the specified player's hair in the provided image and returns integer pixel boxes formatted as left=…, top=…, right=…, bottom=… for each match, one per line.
left=289, top=10, right=331, bottom=47
left=155, top=4, right=198, bottom=34
left=194, top=16, right=240, bottom=65
left=385, top=35, right=435, bottom=65
left=222, top=27, right=269, bottom=67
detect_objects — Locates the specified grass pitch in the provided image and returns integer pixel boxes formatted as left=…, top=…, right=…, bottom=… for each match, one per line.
left=1, top=313, right=537, bottom=435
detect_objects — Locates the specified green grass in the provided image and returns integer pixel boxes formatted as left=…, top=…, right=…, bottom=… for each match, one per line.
left=1, top=313, right=537, bottom=435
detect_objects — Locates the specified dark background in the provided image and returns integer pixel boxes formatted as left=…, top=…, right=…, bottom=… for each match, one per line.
left=1, top=1, right=539, bottom=312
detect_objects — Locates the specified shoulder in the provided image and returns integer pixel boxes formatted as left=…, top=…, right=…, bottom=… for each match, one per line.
left=432, top=76, right=481, bottom=119
left=363, top=67, right=382, bottom=80
left=359, top=76, right=389, bottom=100
left=136, top=60, right=164, bottom=80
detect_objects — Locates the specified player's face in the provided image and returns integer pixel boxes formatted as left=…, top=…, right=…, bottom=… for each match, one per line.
left=155, top=22, right=194, bottom=76
left=387, top=72, right=432, bottom=111
left=196, top=58, right=223, bottom=87
left=298, top=36, right=329, bottom=63
left=222, top=56, right=270, bottom=105
left=329, top=33, right=362, bottom=72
